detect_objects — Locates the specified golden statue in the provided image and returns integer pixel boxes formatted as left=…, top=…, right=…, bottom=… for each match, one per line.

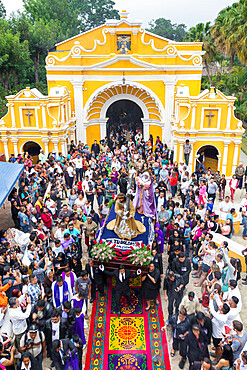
left=107, top=193, right=146, bottom=240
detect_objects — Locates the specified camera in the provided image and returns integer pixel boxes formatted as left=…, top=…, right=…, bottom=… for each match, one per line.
left=26, top=339, right=34, bottom=347
left=62, top=354, right=70, bottom=362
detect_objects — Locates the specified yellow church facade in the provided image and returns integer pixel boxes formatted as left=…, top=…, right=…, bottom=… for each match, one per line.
left=0, top=11, right=243, bottom=176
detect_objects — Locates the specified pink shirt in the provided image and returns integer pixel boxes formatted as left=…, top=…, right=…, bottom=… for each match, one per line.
left=199, top=185, right=207, bottom=195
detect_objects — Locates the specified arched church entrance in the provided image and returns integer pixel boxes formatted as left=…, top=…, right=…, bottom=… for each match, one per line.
left=196, top=145, right=219, bottom=172
left=106, top=99, right=144, bottom=139
left=23, top=141, right=41, bottom=164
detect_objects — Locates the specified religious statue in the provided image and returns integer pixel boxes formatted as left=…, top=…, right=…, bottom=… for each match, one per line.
left=133, top=171, right=157, bottom=219
left=107, top=193, right=146, bottom=240
left=117, top=35, right=131, bottom=54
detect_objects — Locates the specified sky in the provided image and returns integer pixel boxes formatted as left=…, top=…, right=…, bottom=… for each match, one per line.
left=2, top=0, right=238, bottom=28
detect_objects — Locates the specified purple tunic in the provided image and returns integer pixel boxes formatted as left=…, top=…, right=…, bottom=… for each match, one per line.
left=73, top=314, right=86, bottom=345
left=72, top=297, right=85, bottom=311
left=133, top=173, right=157, bottom=219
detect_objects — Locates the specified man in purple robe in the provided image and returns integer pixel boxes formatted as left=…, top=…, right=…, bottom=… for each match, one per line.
left=133, top=171, right=157, bottom=219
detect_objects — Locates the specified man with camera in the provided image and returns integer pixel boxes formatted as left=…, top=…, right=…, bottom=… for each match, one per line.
left=19, top=324, right=46, bottom=367
left=9, top=296, right=32, bottom=351
left=51, top=338, right=77, bottom=370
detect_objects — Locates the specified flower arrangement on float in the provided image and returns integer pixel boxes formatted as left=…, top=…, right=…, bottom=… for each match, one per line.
left=92, top=240, right=152, bottom=266
left=91, top=240, right=117, bottom=262
left=121, top=242, right=152, bottom=266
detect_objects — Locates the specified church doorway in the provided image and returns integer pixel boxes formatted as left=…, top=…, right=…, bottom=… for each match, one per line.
left=196, top=145, right=219, bottom=172
left=23, top=141, right=41, bottom=164
left=106, top=99, right=143, bottom=139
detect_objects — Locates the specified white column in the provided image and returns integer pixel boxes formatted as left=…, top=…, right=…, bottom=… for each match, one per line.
left=52, top=139, right=59, bottom=156
left=1, top=138, right=9, bottom=161
left=10, top=138, right=18, bottom=157
left=60, top=139, right=66, bottom=156
left=178, top=139, right=184, bottom=164
left=222, top=141, right=231, bottom=175
left=141, top=119, right=150, bottom=142
left=173, top=139, right=178, bottom=163
left=232, top=140, right=241, bottom=173
left=72, top=80, right=84, bottom=143
left=99, top=118, right=108, bottom=141
left=70, top=129, right=76, bottom=143
left=226, top=104, right=232, bottom=130
left=9, top=104, right=16, bottom=128
left=164, top=80, right=176, bottom=145
left=188, top=139, right=196, bottom=172
left=191, top=104, right=197, bottom=130
left=42, top=138, right=49, bottom=155
left=68, top=98, right=71, bottom=118
left=61, top=104, right=65, bottom=124
left=41, top=105, right=47, bottom=128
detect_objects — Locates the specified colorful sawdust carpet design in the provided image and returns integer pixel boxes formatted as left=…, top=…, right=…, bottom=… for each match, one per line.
left=147, top=302, right=166, bottom=370
left=88, top=287, right=108, bottom=370
left=111, top=287, right=143, bottom=314
left=108, top=353, right=147, bottom=370
left=109, top=317, right=146, bottom=350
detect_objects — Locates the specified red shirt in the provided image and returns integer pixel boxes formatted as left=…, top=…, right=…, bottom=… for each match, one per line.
left=41, top=212, right=53, bottom=228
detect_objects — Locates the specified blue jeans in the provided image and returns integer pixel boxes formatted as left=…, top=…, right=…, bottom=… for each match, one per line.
left=171, top=185, right=177, bottom=198
left=36, top=351, right=43, bottom=368
left=243, top=216, right=247, bottom=237
left=184, top=153, right=190, bottom=166
left=185, top=239, right=190, bottom=257
left=76, top=168, right=83, bottom=182
left=97, top=194, right=103, bottom=207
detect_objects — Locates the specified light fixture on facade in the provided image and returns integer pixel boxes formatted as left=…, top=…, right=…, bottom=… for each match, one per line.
left=122, top=72, right=126, bottom=85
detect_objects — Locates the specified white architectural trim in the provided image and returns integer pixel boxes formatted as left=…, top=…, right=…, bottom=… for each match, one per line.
left=71, top=80, right=85, bottom=143
left=84, top=80, right=165, bottom=122
left=200, top=107, right=221, bottom=131
left=100, top=93, right=149, bottom=119
left=20, top=140, right=42, bottom=154
left=47, top=29, right=109, bottom=65
left=46, top=65, right=203, bottom=72
left=46, top=73, right=202, bottom=81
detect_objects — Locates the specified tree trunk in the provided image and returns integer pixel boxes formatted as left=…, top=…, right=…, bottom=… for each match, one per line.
left=204, top=60, right=213, bottom=86
left=4, top=71, right=10, bottom=92
left=14, top=70, right=18, bottom=87
left=0, top=73, right=3, bottom=86
left=229, top=52, right=235, bottom=70
left=33, top=51, right=40, bottom=84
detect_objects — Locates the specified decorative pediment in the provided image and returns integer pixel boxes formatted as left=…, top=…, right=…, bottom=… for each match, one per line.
left=13, top=88, right=45, bottom=100
left=90, top=55, right=161, bottom=70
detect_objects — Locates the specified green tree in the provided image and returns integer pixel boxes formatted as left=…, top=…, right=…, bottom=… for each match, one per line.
left=0, top=0, right=6, bottom=19
left=69, top=0, right=120, bottom=32
left=211, top=3, right=241, bottom=69
left=147, top=18, right=187, bottom=42
left=0, top=19, right=31, bottom=91
left=185, top=22, right=217, bottom=86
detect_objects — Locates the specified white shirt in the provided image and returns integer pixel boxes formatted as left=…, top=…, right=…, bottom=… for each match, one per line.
left=9, top=304, right=31, bottom=335
left=157, top=197, right=164, bottom=212
left=54, top=228, right=64, bottom=242
left=67, top=166, right=74, bottom=177
left=82, top=180, right=89, bottom=192
left=85, top=169, right=93, bottom=179
left=52, top=321, right=60, bottom=340
left=220, top=201, right=232, bottom=213
left=73, top=158, right=83, bottom=169
left=119, top=272, right=125, bottom=282
left=227, top=287, right=242, bottom=311
left=63, top=272, right=76, bottom=297
left=226, top=306, right=241, bottom=328
left=209, top=299, right=228, bottom=339
left=75, top=197, right=85, bottom=209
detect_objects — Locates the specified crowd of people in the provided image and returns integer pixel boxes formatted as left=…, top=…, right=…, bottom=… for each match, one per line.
left=0, top=129, right=246, bottom=370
